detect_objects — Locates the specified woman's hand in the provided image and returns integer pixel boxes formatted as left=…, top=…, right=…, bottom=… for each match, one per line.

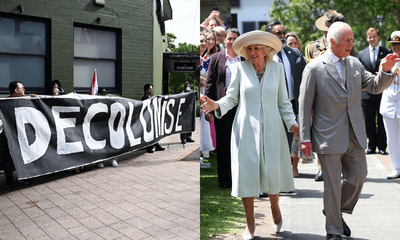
left=200, top=96, right=219, bottom=114
left=291, top=123, right=299, bottom=140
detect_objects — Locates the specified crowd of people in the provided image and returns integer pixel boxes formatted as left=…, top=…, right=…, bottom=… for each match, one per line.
left=200, top=8, right=400, bottom=240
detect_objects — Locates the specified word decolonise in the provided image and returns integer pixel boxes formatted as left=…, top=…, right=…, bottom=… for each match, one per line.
left=0, top=92, right=196, bottom=179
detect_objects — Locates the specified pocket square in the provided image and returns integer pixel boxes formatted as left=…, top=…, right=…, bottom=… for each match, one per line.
left=354, top=70, right=360, bottom=77
left=296, top=57, right=302, bottom=63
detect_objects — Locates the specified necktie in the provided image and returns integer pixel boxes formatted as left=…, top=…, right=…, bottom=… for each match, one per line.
left=277, top=51, right=289, bottom=94
left=371, top=47, right=376, bottom=66
left=339, top=58, right=346, bottom=88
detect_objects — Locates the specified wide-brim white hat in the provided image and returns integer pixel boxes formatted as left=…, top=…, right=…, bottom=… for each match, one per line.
left=233, top=30, right=282, bottom=58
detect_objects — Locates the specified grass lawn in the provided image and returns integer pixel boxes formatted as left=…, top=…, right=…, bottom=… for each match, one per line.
left=200, top=153, right=246, bottom=239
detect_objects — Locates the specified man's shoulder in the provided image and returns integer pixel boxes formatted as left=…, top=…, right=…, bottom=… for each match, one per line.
left=284, top=46, right=302, bottom=57
left=379, top=46, right=390, bottom=54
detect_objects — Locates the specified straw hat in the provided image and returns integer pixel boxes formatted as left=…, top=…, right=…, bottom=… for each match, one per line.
left=388, top=31, right=400, bottom=43
left=233, top=30, right=282, bottom=58
left=315, top=9, right=344, bottom=31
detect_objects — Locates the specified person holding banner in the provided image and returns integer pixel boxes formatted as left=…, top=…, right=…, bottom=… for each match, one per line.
left=201, top=31, right=299, bottom=238
left=180, top=82, right=196, bottom=145
left=2, top=81, right=34, bottom=187
left=142, top=83, right=165, bottom=153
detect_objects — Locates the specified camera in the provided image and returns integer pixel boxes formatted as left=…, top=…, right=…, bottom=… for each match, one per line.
left=213, top=6, right=218, bottom=11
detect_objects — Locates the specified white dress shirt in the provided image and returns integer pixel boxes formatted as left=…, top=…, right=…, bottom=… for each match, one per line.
left=225, top=51, right=241, bottom=88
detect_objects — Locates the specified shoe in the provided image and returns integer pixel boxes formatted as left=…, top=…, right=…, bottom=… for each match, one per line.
left=326, top=234, right=342, bottom=240
left=379, top=150, right=388, bottom=155
left=315, top=171, right=323, bottom=181
left=186, top=139, right=195, bottom=143
left=155, top=145, right=165, bottom=151
left=342, top=216, right=351, bottom=237
left=322, top=210, right=351, bottom=237
left=272, top=219, right=282, bottom=233
left=259, top=192, right=269, bottom=198
left=181, top=139, right=186, bottom=144
left=110, top=158, right=118, bottom=167
left=18, top=179, right=32, bottom=185
left=387, top=170, right=400, bottom=179
left=365, top=148, right=375, bottom=154
left=146, top=148, right=154, bottom=153
left=5, top=183, right=14, bottom=188
left=97, top=162, right=104, bottom=168
left=242, top=224, right=255, bottom=240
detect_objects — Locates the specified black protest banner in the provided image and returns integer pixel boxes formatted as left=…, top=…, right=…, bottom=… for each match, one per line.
left=0, top=92, right=196, bottom=179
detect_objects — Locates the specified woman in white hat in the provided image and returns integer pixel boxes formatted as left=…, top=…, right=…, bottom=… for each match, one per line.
left=380, top=31, right=400, bottom=179
left=201, top=30, right=299, bottom=239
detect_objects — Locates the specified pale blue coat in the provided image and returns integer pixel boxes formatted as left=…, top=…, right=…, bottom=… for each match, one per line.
left=215, top=60, right=296, bottom=198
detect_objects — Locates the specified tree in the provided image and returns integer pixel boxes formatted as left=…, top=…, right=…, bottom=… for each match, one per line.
left=270, top=0, right=399, bottom=55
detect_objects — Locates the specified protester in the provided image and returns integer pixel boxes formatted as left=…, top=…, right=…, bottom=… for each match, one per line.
left=380, top=31, right=400, bottom=179
left=142, top=83, right=165, bottom=153
left=265, top=21, right=306, bottom=179
left=285, top=32, right=303, bottom=52
left=180, top=83, right=195, bottom=144
left=303, top=9, right=346, bottom=182
left=357, top=27, right=389, bottom=155
left=2, top=81, right=34, bottom=187
left=299, top=22, right=399, bottom=240
left=52, top=80, right=65, bottom=96
left=205, top=28, right=241, bottom=189
left=96, top=88, right=118, bottom=168
left=202, top=30, right=299, bottom=239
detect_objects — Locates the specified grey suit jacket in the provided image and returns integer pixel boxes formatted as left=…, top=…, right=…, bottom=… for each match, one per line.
left=282, top=46, right=306, bottom=114
left=357, top=46, right=390, bottom=99
left=299, top=51, right=392, bottom=154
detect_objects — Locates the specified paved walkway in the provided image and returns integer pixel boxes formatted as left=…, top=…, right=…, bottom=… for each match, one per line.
left=0, top=118, right=200, bottom=240
left=216, top=152, right=400, bottom=240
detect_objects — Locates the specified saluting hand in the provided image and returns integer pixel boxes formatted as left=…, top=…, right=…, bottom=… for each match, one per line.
left=200, top=96, right=219, bottom=114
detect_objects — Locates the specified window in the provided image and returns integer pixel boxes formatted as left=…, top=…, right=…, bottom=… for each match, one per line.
left=242, top=22, right=256, bottom=34
left=73, top=24, right=121, bottom=93
left=232, top=0, right=240, bottom=7
left=0, top=14, right=49, bottom=93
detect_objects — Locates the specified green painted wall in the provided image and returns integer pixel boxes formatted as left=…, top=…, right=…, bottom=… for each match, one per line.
left=0, top=0, right=164, bottom=100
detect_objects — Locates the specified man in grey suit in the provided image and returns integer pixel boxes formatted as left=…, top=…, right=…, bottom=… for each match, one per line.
left=357, top=27, right=390, bottom=155
left=299, top=22, right=399, bottom=240
left=265, top=21, right=306, bottom=179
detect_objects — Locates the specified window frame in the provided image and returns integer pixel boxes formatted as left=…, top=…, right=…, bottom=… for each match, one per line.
left=0, top=12, right=51, bottom=94
left=73, top=23, right=122, bottom=94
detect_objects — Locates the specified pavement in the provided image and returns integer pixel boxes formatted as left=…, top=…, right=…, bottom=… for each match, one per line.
left=0, top=118, right=200, bottom=240
left=214, top=151, right=400, bottom=240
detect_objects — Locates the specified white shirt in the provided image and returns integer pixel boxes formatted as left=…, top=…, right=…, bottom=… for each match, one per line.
left=273, top=49, right=294, bottom=100
left=329, top=50, right=345, bottom=79
left=225, top=51, right=241, bottom=88
left=380, top=62, right=400, bottom=118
